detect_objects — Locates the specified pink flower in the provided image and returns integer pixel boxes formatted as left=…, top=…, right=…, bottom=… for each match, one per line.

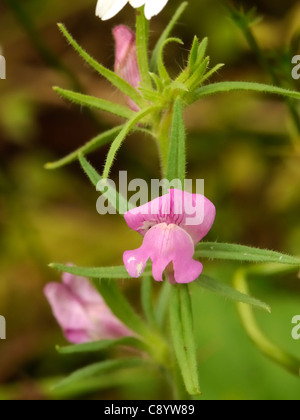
left=123, top=189, right=216, bottom=284
left=44, top=270, right=132, bottom=344
left=113, top=25, right=141, bottom=111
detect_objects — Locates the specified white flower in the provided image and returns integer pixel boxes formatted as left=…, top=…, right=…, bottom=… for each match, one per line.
left=96, top=0, right=169, bottom=20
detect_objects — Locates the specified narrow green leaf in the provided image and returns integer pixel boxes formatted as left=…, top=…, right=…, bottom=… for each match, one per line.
left=185, top=57, right=210, bottom=91
left=195, top=242, right=300, bottom=265
left=57, top=337, right=147, bottom=355
left=53, top=87, right=135, bottom=119
left=170, top=286, right=201, bottom=396
left=138, top=86, right=162, bottom=103
left=49, top=262, right=152, bottom=279
left=78, top=154, right=100, bottom=186
left=196, top=38, right=209, bottom=68
left=155, top=281, right=171, bottom=328
left=150, top=2, right=188, bottom=72
left=166, top=99, right=186, bottom=184
left=199, top=63, right=225, bottom=85
left=54, top=358, right=147, bottom=391
left=45, top=126, right=123, bottom=170
left=177, top=37, right=208, bottom=85
left=150, top=72, right=164, bottom=93
left=57, top=23, right=144, bottom=108
left=50, top=368, right=155, bottom=399
left=188, top=36, right=200, bottom=72
left=179, top=285, right=201, bottom=391
left=141, top=277, right=156, bottom=327
left=102, top=106, right=157, bottom=179
left=190, top=81, right=300, bottom=103
left=197, top=274, right=271, bottom=312
left=157, top=38, right=183, bottom=84
left=79, top=154, right=131, bottom=212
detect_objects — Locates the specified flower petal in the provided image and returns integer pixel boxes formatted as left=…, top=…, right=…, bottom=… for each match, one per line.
left=65, top=329, right=91, bottom=344
left=144, top=0, right=168, bottom=19
left=129, top=0, right=146, bottom=7
left=62, top=271, right=103, bottom=305
left=96, top=0, right=128, bottom=20
left=44, top=283, right=92, bottom=333
left=113, top=25, right=141, bottom=111
left=124, top=189, right=216, bottom=244
left=124, top=223, right=203, bottom=283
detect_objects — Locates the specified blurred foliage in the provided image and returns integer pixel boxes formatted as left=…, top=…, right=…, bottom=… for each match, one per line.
left=0, top=0, right=299, bottom=400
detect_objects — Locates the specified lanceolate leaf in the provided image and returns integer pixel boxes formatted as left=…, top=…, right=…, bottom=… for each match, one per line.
left=78, top=155, right=131, bottom=212
left=45, top=126, right=123, bottom=170
left=78, top=154, right=101, bottom=187
left=102, top=106, right=158, bottom=179
left=167, top=99, right=186, bottom=184
left=195, top=242, right=300, bottom=265
left=155, top=281, right=171, bottom=328
left=57, top=23, right=144, bottom=109
left=45, top=125, right=155, bottom=170
left=141, top=277, right=157, bottom=327
left=157, top=38, right=183, bottom=85
left=54, top=87, right=135, bottom=120
left=169, top=286, right=201, bottom=396
left=49, top=263, right=152, bottom=279
left=189, top=81, right=300, bottom=103
left=54, top=358, right=148, bottom=391
left=150, top=2, right=188, bottom=72
left=57, top=337, right=147, bottom=355
left=197, top=275, right=271, bottom=312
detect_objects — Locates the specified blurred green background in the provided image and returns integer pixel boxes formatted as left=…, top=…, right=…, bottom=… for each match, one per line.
left=0, top=0, right=299, bottom=400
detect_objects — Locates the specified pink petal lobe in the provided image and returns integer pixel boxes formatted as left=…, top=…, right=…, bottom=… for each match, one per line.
left=123, top=223, right=203, bottom=283
left=124, top=189, right=216, bottom=244
left=65, top=329, right=91, bottom=345
left=62, top=270, right=103, bottom=305
left=44, top=283, right=92, bottom=332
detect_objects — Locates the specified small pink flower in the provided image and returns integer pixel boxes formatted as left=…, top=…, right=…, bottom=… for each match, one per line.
left=123, top=189, right=216, bottom=284
left=113, top=25, right=141, bottom=111
left=44, top=269, right=132, bottom=344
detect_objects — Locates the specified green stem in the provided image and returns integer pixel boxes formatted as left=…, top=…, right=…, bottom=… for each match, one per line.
left=234, top=269, right=300, bottom=376
left=154, top=108, right=174, bottom=177
left=169, top=285, right=201, bottom=397
left=136, top=8, right=152, bottom=88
